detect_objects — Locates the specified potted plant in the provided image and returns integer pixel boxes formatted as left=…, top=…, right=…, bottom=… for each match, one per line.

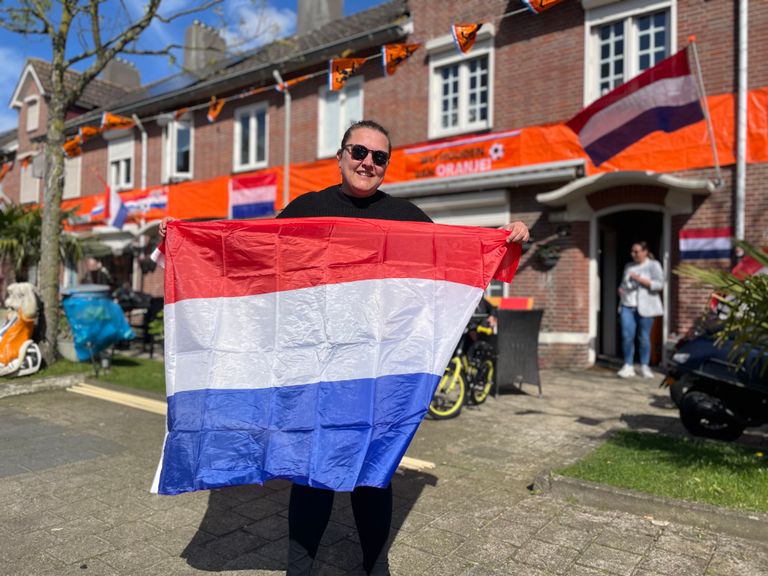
left=534, top=242, right=561, bottom=269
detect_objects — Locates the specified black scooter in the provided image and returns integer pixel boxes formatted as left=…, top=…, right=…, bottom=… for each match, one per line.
left=662, top=317, right=768, bottom=441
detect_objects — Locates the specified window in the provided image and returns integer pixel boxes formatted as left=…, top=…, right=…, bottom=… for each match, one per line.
left=63, top=155, right=81, bottom=199
left=164, top=117, right=193, bottom=181
left=25, top=97, right=39, bottom=132
left=317, top=76, right=363, bottom=158
left=427, top=26, right=494, bottom=139
left=20, top=157, right=39, bottom=204
left=233, top=103, right=267, bottom=171
left=108, top=134, right=134, bottom=191
left=585, top=0, right=676, bottom=104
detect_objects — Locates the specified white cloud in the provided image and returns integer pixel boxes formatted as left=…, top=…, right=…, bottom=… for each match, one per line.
left=221, top=0, right=296, bottom=53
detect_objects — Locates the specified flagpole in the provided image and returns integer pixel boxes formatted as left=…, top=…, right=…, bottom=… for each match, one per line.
left=273, top=70, right=291, bottom=211
left=688, top=37, right=723, bottom=188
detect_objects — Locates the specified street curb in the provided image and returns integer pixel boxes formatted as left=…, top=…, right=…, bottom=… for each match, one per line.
left=533, top=472, right=768, bottom=547
left=0, top=373, right=83, bottom=400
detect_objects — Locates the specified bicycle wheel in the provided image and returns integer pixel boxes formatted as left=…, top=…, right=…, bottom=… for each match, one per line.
left=467, top=342, right=495, bottom=405
left=429, top=358, right=465, bottom=419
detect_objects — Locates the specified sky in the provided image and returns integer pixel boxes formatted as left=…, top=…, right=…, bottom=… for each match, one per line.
left=0, top=0, right=387, bottom=133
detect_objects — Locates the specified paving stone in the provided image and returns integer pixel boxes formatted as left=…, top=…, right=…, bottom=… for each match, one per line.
left=513, top=538, right=580, bottom=574
left=656, top=528, right=718, bottom=558
left=314, top=538, right=365, bottom=572
left=388, top=542, right=440, bottom=575
left=45, top=533, right=115, bottom=565
left=400, top=525, right=467, bottom=557
left=593, top=524, right=659, bottom=555
left=534, top=518, right=597, bottom=551
left=483, top=517, right=540, bottom=547
left=451, top=535, right=519, bottom=566
left=96, top=543, right=170, bottom=572
left=635, top=546, right=710, bottom=576
left=576, top=542, right=643, bottom=576
left=144, top=506, right=204, bottom=531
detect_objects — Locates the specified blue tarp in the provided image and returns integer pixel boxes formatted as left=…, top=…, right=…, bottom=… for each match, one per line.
left=62, top=293, right=134, bottom=361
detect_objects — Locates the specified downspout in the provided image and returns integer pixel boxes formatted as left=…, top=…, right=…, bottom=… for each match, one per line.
left=132, top=114, right=147, bottom=292
left=735, top=0, right=747, bottom=244
left=273, top=70, right=291, bottom=210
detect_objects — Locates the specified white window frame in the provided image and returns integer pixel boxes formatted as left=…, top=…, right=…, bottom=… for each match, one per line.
left=163, top=116, right=194, bottom=182
left=25, top=96, right=40, bottom=132
left=427, top=23, right=495, bottom=140
left=316, top=75, right=364, bottom=159
left=233, top=103, right=268, bottom=172
left=583, top=0, right=677, bottom=105
left=108, top=134, right=134, bottom=191
left=20, top=156, right=40, bottom=204
left=63, top=155, right=81, bottom=199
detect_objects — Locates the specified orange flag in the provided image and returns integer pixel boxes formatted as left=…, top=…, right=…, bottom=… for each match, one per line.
left=328, top=58, right=366, bottom=91
left=522, top=0, right=566, bottom=14
left=207, top=97, right=225, bottom=123
left=276, top=73, right=313, bottom=92
left=0, top=162, right=10, bottom=182
left=381, top=43, right=421, bottom=76
left=451, top=23, right=483, bottom=54
left=101, top=112, right=134, bottom=131
left=78, top=125, right=102, bottom=143
left=63, top=135, right=82, bottom=158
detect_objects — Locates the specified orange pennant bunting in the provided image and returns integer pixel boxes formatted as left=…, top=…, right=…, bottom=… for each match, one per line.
left=276, top=73, right=314, bottom=92
left=328, top=58, right=366, bottom=91
left=21, top=157, right=31, bottom=169
left=63, top=135, right=82, bottom=158
left=381, top=43, right=421, bottom=76
left=0, top=162, right=10, bottom=182
left=522, top=0, right=566, bottom=14
left=78, top=125, right=102, bottom=143
left=207, top=97, right=225, bottom=123
left=451, top=23, right=483, bottom=54
left=101, top=112, right=135, bottom=131
left=174, top=107, right=189, bottom=120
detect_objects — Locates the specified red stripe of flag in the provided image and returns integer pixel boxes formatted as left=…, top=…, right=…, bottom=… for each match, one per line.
left=679, top=227, right=732, bottom=239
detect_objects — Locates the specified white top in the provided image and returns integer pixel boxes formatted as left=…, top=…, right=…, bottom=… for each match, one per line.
left=619, top=258, right=664, bottom=317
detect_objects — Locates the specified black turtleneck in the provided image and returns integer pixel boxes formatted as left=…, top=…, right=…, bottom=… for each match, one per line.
left=277, top=185, right=432, bottom=223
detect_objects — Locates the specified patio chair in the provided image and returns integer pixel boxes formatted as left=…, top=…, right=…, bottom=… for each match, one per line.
left=495, top=308, right=544, bottom=397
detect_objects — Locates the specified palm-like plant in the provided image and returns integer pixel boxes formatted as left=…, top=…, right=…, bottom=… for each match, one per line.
left=0, top=205, right=82, bottom=283
left=675, top=241, right=768, bottom=375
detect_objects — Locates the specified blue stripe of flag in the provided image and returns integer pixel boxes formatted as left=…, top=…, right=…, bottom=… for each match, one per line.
left=231, top=201, right=274, bottom=219
left=680, top=249, right=732, bottom=260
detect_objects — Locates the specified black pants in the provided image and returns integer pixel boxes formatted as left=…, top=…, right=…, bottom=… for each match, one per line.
left=287, top=483, right=393, bottom=575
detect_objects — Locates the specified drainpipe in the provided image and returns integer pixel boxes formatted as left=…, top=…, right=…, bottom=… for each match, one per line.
left=735, top=0, right=747, bottom=245
left=273, top=70, right=291, bottom=210
left=132, top=114, right=147, bottom=292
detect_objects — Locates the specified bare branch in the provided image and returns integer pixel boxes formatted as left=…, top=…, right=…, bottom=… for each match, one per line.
left=153, top=0, right=222, bottom=24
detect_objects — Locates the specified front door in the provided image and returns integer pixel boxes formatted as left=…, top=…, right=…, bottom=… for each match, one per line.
left=597, top=210, right=663, bottom=365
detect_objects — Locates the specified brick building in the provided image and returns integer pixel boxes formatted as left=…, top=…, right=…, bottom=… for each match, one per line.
left=1, top=0, right=765, bottom=368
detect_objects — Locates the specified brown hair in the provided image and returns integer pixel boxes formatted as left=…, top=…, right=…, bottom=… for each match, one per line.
left=633, top=241, right=655, bottom=260
left=340, top=120, right=391, bottom=154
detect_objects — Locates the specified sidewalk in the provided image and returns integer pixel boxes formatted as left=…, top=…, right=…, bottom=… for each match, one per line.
left=1, top=367, right=767, bottom=575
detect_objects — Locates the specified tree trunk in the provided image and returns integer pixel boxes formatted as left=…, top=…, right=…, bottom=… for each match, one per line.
left=38, top=96, right=67, bottom=365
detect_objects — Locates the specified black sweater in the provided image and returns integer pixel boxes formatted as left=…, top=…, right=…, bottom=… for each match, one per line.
left=277, top=185, right=432, bottom=223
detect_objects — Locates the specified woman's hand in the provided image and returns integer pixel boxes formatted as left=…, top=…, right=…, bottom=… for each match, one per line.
left=159, top=217, right=177, bottom=239
left=501, top=221, right=530, bottom=244
left=629, top=272, right=650, bottom=288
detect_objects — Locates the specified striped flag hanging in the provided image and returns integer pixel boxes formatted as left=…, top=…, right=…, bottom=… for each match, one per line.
left=566, top=48, right=704, bottom=166
left=679, top=227, right=732, bottom=260
left=151, top=218, right=521, bottom=495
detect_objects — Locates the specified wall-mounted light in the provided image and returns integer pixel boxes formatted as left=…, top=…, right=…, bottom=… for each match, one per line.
left=556, top=224, right=571, bottom=238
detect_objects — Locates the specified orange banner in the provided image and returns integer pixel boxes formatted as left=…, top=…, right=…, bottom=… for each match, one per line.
left=451, top=24, right=483, bottom=54
left=101, top=112, right=134, bottom=131
left=381, top=43, right=420, bottom=76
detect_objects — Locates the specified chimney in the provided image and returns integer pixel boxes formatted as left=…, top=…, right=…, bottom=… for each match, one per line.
left=296, top=0, right=343, bottom=35
left=184, top=20, right=226, bottom=74
left=100, top=58, right=141, bottom=90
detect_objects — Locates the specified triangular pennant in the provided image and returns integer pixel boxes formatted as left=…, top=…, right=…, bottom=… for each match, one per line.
left=522, top=0, right=565, bottom=14
left=451, top=23, right=483, bottom=54
left=276, top=73, right=313, bottom=92
left=174, top=107, right=189, bottom=120
left=63, top=136, right=82, bottom=158
left=101, top=112, right=135, bottom=131
left=78, top=125, right=102, bottom=143
left=21, top=157, right=31, bottom=169
left=329, top=58, right=366, bottom=91
left=381, top=43, right=421, bottom=76
left=207, top=97, right=225, bottom=123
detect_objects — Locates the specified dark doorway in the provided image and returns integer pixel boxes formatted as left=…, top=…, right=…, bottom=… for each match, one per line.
left=597, top=210, right=663, bottom=365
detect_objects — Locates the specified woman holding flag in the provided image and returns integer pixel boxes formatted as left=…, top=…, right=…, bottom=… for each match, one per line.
left=160, top=120, right=529, bottom=575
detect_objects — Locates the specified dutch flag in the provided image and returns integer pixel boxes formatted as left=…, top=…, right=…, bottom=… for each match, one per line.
left=567, top=48, right=704, bottom=167
left=104, top=186, right=128, bottom=229
left=151, top=217, right=520, bottom=495
left=228, top=172, right=276, bottom=219
left=680, top=227, right=732, bottom=260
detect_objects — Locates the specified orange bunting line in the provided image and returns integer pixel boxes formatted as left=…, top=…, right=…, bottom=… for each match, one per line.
left=451, top=23, right=483, bottom=54
left=240, top=85, right=271, bottom=100
left=78, top=125, right=102, bottom=143
left=174, top=107, right=189, bottom=120
left=381, top=43, right=421, bottom=76
left=276, top=73, right=313, bottom=92
left=101, top=112, right=134, bottom=131
left=328, top=58, right=366, bottom=91
left=522, top=0, right=566, bottom=14
left=63, top=136, right=82, bottom=158
left=207, top=97, right=225, bottom=123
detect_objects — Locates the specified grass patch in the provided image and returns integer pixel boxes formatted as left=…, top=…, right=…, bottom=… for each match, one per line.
left=558, top=430, right=768, bottom=513
left=92, top=355, right=166, bottom=395
left=7, top=358, right=89, bottom=382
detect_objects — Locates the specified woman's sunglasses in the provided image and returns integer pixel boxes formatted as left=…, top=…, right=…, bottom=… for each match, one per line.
left=343, top=144, right=389, bottom=167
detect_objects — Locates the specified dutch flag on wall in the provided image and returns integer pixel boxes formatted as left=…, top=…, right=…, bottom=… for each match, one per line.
left=104, top=186, right=128, bottom=229
left=567, top=48, right=705, bottom=166
left=151, top=218, right=520, bottom=495
left=679, top=227, right=732, bottom=260
left=228, top=172, right=276, bottom=219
